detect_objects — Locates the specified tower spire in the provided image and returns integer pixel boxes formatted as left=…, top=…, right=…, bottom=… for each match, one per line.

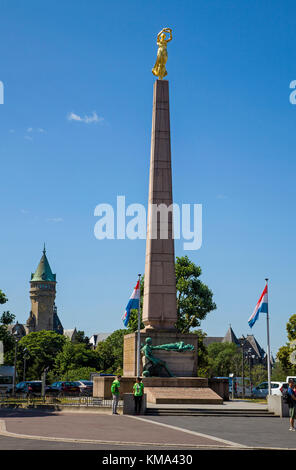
left=43, top=243, right=46, bottom=255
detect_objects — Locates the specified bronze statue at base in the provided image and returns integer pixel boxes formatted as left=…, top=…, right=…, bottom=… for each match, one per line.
left=141, top=337, right=194, bottom=377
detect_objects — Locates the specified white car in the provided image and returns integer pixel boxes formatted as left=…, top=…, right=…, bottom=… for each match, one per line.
left=252, top=381, right=288, bottom=397
left=75, top=380, right=93, bottom=396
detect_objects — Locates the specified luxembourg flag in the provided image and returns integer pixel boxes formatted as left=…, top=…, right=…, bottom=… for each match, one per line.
left=248, top=284, right=268, bottom=328
left=122, top=279, right=140, bottom=327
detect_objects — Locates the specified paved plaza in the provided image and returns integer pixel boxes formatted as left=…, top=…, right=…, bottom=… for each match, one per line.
left=0, top=403, right=296, bottom=450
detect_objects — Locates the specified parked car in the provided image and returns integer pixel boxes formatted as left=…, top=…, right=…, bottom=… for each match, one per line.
left=75, top=380, right=93, bottom=396
left=286, top=376, right=296, bottom=384
left=252, top=381, right=287, bottom=398
left=49, top=381, right=81, bottom=397
left=14, top=381, right=43, bottom=397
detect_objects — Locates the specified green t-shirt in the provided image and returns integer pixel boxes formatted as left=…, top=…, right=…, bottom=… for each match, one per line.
left=133, top=382, right=144, bottom=397
left=111, top=379, right=120, bottom=395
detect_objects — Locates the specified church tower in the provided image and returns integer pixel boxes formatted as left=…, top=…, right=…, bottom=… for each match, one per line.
left=27, top=245, right=59, bottom=332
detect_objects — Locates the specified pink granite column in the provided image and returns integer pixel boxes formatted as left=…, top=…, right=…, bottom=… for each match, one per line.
left=142, top=80, right=177, bottom=330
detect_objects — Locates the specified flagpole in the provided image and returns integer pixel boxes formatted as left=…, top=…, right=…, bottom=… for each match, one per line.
left=136, top=274, right=141, bottom=377
left=265, top=278, right=271, bottom=396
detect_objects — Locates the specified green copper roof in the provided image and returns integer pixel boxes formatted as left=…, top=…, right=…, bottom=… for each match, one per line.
left=31, top=245, right=56, bottom=282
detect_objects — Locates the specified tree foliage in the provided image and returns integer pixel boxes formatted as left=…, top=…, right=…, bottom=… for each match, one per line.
left=250, top=364, right=268, bottom=386
left=0, top=292, right=15, bottom=362
left=59, top=367, right=100, bottom=382
left=271, top=362, right=287, bottom=382
left=175, top=256, right=216, bottom=333
left=96, top=329, right=126, bottom=374
left=12, top=331, right=67, bottom=380
left=286, top=315, right=296, bottom=342
left=54, top=341, right=100, bottom=376
left=0, top=290, right=8, bottom=305
left=207, top=342, right=243, bottom=378
left=192, top=329, right=209, bottom=377
left=276, top=314, right=296, bottom=376
left=74, top=330, right=91, bottom=348
left=123, top=257, right=216, bottom=335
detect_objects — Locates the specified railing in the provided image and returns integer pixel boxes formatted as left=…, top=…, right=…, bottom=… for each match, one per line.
left=0, top=394, right=123, bottom=408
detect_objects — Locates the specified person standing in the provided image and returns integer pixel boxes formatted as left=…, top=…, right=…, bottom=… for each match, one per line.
left=287, top=379, right=296, bottom=431
left=133, top=377, right=144, bottom=415
left=111, top=375, right=121, bottom=415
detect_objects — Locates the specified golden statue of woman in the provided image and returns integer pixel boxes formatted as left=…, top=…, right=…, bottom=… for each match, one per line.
left=152, top=27, right=172, bottom=80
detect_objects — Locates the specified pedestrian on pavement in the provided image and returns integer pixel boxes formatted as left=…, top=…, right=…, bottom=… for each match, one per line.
left=287, top=379, right=296, bottom=431
left=111, top=375, right=121, bottom=415
left=133, top=377, right=144, bottom=415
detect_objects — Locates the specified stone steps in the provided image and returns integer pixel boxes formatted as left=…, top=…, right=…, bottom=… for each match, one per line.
left=145, top=408, right=274, bottom=417
left=145, top=386, right=223, bottom=405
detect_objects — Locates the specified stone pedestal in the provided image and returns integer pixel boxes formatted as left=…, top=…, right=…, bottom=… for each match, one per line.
left=93, top=376, right=224, bottom=404
left=123, top=330, right=198, bottom=377
left=123, top=393, right=147, bottom=415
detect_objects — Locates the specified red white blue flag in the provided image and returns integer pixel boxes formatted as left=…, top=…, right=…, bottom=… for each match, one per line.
left=248, top=284, right=268, bottom=328
left=122, top=280, right=140, bottom=327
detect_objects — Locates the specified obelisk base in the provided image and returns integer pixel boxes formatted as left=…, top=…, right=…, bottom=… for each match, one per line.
left=123, top=330, right=198, bottom=377
left=93, top=375, right=224, bottom=404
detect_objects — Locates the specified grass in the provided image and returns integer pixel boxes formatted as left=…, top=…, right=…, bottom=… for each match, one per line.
left=231, top=397, right=267, bottom=403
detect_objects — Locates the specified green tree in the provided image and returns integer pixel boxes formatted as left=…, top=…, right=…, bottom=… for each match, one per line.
left=96, top=329, right=126, bottom=373
left=251, top=364, right=268, bottom=386
left=0, top=311, right=15, bottom=325
left=0, top=290, right=8, bottom=305
left=10, top=331, right=67, bottom=380
left=277, top=345, right=296, bottom=376
left=124, top=257, right=216, bottom=335
left=271, top=362, right=287, bottom=382
left=59, top=367, right=100, bottom=382
left=207, top=342, right=243, bottom=377
left=54, top=341, right=101, bottom=376
left=286, top=315, right=296, bottom=342
left=0, top=292, right=16, bottom=363
left=192, top=329, right=209, bottom=377
left=176, top=256, right=216, bottom=333
left=276, top=315, right=296, bottom=375
left=74, top=330, right=91, bottom=348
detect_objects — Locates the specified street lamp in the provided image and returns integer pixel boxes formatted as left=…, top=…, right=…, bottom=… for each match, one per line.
left=244, top=348, right=253, bottom=396
left=239, top=337, right=245, bottom=399
left=23, top=348, right=30, bottom=381
left=12, top=323, right=22, bottom=395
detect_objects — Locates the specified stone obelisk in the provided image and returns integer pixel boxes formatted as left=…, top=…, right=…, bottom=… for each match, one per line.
left=142, top=79, right=177, bottom=330
left=123, top=27, right=198, bottom=377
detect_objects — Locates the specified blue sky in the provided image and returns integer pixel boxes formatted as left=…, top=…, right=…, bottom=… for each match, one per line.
left=0, top=0, right=295, bottom=357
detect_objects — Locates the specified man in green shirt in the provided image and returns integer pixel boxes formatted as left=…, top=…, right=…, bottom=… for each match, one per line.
left=111, top=375, right=121, bottom=415
left=133, top=377, right=144, bottom=415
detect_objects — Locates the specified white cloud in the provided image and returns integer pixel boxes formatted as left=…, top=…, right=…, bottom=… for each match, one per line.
left=67, top=111, right=103, bottom=124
